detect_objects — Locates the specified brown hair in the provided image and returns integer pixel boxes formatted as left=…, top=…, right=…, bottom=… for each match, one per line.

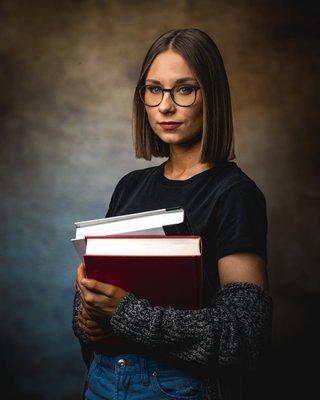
left=132, top=28, right=236, bottom=164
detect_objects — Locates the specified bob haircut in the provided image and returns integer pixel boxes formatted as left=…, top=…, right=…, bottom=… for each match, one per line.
left=132, top=28, right=236, bottom=165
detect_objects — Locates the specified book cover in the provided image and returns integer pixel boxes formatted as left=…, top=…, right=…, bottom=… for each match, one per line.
left=83, top=235, right=203, bottom=345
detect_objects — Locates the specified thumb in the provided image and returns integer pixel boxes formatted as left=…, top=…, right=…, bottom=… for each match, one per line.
left=81, top=278, right=111, bottom=295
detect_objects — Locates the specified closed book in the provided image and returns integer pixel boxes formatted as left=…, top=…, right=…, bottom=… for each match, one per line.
left=83, top=235, right=203, bottom=345
left=72, top=207, right=192, bottom=260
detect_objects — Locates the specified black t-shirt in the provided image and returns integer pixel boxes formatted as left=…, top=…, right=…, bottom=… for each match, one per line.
left=105, top=160, right=268, bottom=306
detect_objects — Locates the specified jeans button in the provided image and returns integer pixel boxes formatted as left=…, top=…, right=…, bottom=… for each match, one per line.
left=117, top=358, right=127, bottom=367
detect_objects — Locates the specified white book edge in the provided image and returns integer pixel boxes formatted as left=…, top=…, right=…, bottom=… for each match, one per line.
left=71, top=226, right=165, bottom=261
left=74, top=208, right=182, bottom=228
left=71, top=208, right=185, bottom=261
left=75, top=211, right=182, bottom=237
left=85, top=236, right=201, bottom=256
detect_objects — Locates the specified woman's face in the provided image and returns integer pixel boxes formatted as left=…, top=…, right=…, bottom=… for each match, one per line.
left=144, top=49, right=203, bottom=147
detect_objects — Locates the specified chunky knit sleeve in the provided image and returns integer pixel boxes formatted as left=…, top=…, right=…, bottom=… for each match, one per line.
left=110, top=282, right=273, bottom=370
left=72, top=288, right=95, bottom=369
left=72, top=287, right=89, bottom=344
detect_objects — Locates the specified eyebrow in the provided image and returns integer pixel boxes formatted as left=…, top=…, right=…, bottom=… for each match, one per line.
left=145, top=77, right=198, bottom=84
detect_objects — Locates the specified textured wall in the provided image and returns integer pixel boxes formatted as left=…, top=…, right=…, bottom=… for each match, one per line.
left=0, top=0, right=318, bottom=398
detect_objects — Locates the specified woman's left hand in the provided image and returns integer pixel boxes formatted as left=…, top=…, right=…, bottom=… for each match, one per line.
left=76, top=263, right=129, bottom=320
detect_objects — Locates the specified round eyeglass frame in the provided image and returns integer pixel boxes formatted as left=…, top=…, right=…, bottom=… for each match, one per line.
left=136, top=84, right=201, bottom=107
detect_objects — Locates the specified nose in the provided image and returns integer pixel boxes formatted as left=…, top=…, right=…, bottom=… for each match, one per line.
left=158, top=91, right=176, bottom=113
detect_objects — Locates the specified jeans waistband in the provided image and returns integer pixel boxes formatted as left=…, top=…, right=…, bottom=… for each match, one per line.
left=93, top=353, right=200, bottom=376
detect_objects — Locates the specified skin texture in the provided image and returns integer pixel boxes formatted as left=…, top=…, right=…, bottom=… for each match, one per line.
left=76, top=49, right=268, bottom=341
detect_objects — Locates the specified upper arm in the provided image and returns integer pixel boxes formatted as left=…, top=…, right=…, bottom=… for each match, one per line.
left=214, top=181, right=269, bottom=291
left=218, top=252, right=268, bottom=290
left=104, top=173, right=129, bottom=218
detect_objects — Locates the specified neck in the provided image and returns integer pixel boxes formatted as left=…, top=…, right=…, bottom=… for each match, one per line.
left=165, top=140, right=214, bottom=177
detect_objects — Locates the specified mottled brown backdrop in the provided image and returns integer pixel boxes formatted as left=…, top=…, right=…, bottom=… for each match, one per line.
left=0, top=0, right=319, bottom=398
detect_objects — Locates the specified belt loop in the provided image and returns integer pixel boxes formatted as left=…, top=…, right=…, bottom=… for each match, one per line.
left=141, top=357, right=149, bottom=386
left=95, top=353, right=101, bottom=365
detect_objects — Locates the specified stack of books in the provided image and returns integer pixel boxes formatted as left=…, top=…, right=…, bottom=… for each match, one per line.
left=71, top=207, right=192, bottom=260
left=71, top=208, right=203, bottom=345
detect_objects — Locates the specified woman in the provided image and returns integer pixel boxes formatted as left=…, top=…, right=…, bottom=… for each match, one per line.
left=73, top=28, right=273, bottom=400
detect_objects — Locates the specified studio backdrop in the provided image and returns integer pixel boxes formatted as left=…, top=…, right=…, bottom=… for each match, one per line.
left=0, top=1, right=318, bottom=399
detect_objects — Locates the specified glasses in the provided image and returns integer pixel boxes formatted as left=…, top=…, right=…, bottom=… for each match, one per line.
left=137, top=84, right=201, bottom=107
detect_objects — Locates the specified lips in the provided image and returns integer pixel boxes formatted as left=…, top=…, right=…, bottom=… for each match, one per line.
left=159, top=122, right=183, bottom=130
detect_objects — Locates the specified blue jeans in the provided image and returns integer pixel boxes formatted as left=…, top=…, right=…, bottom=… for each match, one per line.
left=84, top=352, right=205, bottom=400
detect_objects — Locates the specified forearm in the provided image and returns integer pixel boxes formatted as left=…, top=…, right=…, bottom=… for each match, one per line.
left=110, top=282, right=273, bottom=369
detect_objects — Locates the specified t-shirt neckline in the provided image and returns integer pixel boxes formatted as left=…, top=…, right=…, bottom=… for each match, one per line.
left=157, top=160, right=232, bottom=187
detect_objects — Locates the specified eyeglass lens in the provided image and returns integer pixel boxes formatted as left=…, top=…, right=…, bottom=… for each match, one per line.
left=139, top=85, right=197, bottom=106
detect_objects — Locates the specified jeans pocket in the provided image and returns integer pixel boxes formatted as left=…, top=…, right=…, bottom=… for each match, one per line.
left=151, top=369, right=204, bottom=400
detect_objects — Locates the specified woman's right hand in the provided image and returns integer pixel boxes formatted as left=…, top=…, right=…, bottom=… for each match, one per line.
left=77, top=298, right=114, bottom=343
left=74, top=261, right=114, bottom=343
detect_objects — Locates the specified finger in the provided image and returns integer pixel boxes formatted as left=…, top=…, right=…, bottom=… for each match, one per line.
left=78, top=282, right=104, bottom=305
left=78, top=315, right=101, bottom=329
left=79, top=298, right=93, bottom=317
left=88, top=308, right=105, bottom=319
left=81, top=308, right=106, bottom=326
left=80, top=306, right=91, bottom=320
left=79, top=291, right=105, bottom=312
left=78, top=285, right=99, bottom=308
left=78, top=318, right=111, bottom=337
left=78, top=284, right=90, bottom=299
left=78, top=287, right=114, bottom=320
left=80, top=279, right=116, bottom=297
left=81, top=300, right=105, bottom=319
left=79, top=287, right=113, bottom=312
left=76, top=263, right=87, bottom=289
left=78, top=281, right=123, bottom=314
left=80, top=298, right=98, bottom=318
left=79, top=323, right=107, bottom=336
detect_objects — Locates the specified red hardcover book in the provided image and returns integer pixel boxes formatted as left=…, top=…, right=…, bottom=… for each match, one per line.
left=83, top=235, right=203, bottom=345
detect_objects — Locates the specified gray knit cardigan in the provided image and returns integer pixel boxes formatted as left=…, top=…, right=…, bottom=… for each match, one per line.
left=72, top=281, right=273, bottom=399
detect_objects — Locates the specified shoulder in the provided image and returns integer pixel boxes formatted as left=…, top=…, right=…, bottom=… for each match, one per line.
left=216, top=162, right=267, bottom=206
left=212, top=163, right=268, bottom=229
left=213, top=165, right=268, bottom=264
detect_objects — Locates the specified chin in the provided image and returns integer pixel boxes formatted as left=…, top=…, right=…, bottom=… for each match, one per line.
left=157, top=131, right=202, bottom=146
left=155, top=131, right=183, bottom=143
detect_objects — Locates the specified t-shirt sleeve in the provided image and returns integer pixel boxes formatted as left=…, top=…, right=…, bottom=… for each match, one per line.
left=214, top=181, right=268, bottom=264
left=104, top=186, right=118, bottom=218
left=104, top=171, right=133, bottom=218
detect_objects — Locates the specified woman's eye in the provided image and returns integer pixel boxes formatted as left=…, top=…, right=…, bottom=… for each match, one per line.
left=148, top=86, right=162, bottom=94
left=177, top=86, right=194, bottom=95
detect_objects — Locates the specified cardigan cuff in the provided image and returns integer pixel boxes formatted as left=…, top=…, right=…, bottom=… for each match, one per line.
left=110, top=291, right=138, bottom=330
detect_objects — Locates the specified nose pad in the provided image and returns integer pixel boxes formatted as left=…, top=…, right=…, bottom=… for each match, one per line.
left=158, top=92, right=176, bottom=111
